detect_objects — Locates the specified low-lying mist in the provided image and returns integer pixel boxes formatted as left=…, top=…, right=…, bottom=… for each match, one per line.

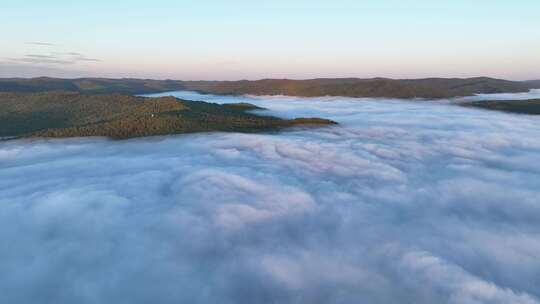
left=1, top=91, right=540, bottom=303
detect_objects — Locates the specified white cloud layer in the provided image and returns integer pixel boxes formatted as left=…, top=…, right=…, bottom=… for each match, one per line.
left=1, top=91, right=540, bottom=303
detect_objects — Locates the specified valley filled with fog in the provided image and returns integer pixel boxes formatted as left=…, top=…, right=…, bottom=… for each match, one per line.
left=1, top=91, right=539, bottom=304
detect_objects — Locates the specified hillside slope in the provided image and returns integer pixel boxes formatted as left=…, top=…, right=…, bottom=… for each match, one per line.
left=524, top=80, right=540, bottom=89
left=0, top=77, right=536, bottom=99
left=0, top=92, right=336, bottom=139
left=462, top=99, right=540, bottom=115
left=0, top=77, right=186, bottom=94
left=182, top=77, right=533, bottom=99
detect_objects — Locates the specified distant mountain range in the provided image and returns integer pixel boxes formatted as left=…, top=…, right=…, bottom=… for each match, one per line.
left=0, top=77, right=539, bottom=99
left=524, top=80, right=540, bottom=88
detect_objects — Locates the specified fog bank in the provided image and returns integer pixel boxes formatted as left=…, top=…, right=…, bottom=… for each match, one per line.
left=1, top=91, right=540, bottom=303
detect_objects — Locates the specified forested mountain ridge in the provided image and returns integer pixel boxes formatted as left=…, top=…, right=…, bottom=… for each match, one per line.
left=0, top=92, right=336, bottom=139
left=0, top=77, right=536, bottom=99
left=462, top=99, right=540, bottom=115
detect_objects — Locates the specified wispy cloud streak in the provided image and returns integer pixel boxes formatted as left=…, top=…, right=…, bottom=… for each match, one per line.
left=27, top=41, right=55, bottom=46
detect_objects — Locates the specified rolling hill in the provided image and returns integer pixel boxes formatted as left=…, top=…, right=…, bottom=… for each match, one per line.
left=524, top=80, right=540, bottom=89
left=182, top=77, right=534, bottom=99
left=0, top=92, right=336, bottom=139
left=462, top=99, right=540, bottom=115
left=0, top=77, right=536, bottom=99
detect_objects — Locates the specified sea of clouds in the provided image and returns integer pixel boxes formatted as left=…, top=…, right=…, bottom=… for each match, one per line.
left=1, top=91, right=540, bottom=303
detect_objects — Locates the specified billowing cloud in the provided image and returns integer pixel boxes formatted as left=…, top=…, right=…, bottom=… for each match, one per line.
left=1, top=92, right=540, bottom=303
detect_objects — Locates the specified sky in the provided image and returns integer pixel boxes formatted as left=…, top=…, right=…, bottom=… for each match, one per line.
left=1, top=0, right=539, bottom=80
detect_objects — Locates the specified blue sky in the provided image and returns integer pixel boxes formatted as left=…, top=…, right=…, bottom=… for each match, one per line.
left=1, top=0, right=539, bottom=80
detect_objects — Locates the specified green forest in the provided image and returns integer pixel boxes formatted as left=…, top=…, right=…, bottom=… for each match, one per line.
left=0, top=91, right=336, bottom=139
